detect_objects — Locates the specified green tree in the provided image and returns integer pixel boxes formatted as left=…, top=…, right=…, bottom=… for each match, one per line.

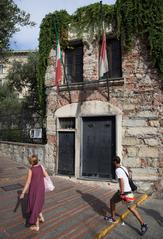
left=0, top=83, right=22, bottom=114
left=0, top=0, right=35, bottom=53
left=7, top=52, right=39, bottom=111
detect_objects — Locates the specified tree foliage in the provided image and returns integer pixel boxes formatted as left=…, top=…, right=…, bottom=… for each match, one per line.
left=0, top=0, right=35, bottom=53
left=0, top=83, right=22, bottom=115
left=7, top=52, right=39, bottom=111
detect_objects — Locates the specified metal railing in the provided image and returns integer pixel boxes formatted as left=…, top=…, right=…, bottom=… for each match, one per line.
left=0, top=114, right=46, bottom=144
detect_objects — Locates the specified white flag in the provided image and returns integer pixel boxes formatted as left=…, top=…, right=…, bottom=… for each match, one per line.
left=99, top=32, right=108, bottom=78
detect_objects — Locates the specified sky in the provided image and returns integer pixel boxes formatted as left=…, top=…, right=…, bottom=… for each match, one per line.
left=10, top=0, right=116, bottom=50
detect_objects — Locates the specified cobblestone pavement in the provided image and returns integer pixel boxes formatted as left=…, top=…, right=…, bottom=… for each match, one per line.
left=1, top=157, right=161, bottom=239
left=0, top=157, right=116, bottom=239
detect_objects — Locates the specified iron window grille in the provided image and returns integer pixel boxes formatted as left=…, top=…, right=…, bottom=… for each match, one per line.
left=0, top=64, right=3, bottom=74
left=59, top=118, right=75, bottom=129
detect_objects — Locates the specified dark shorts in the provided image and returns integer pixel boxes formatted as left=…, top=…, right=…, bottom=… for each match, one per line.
left=110, top=191, right=122, bottom=203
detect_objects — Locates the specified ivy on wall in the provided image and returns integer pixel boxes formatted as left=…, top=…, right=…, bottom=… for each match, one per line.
left=114, top=0, right=163, bottom=72
left=72, top=3, right=113, bottom=38
left=37, top=10, right=71, bottom=115
left=37, top=0, right=163, bottom=115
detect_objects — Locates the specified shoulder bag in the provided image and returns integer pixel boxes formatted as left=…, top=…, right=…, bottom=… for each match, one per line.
left=41, top=165, right=55, bottom=192
left=120, top=167, right=137, bottom=192
left=44, top=176, right=55, bottom=192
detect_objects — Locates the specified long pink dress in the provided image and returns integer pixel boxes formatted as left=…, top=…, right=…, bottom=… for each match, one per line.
left=27, top=165, right=45, bottom=224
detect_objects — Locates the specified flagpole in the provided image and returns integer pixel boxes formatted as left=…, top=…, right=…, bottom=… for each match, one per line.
left=98, top=1, right=103, bottom=80
left=62, top=59, right=72, bottom=103
left=106, top=56, right=110, bottom=101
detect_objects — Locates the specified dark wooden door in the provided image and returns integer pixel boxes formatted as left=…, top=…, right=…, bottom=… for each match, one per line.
left=82, top=117, right=115, bottom=178
left=58, top=132, right=75, bottom=175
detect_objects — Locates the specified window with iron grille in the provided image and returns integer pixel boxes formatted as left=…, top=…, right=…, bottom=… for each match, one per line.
left=101, top=38, right=122, bottom=79
left=65, top=41, right=83, bottom=83
left=59, top=118, right=75, bottom=129
left=0, top=64, right=3, bottom=74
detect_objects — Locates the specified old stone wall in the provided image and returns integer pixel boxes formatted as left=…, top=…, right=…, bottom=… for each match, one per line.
left=0, top=141, right=46, bottom=168
left=45, top=38, right=162, bottom=191
left=122, top=40, right=162, bottom=183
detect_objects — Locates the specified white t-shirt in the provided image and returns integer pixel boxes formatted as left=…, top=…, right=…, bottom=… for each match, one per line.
left=115, top=166, right=131, bottom=193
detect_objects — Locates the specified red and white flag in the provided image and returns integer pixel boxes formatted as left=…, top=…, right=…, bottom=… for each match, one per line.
left=55, top=39, right=62, bottom=86
left=99, top=32, right=108, bottom=78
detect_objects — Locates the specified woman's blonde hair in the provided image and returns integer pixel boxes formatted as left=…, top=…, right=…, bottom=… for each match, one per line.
left=28, top=155, right=38, bottom=166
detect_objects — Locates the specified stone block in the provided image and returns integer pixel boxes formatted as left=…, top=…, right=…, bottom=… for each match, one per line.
left=126, top=127, right=157, bottom=137
left=147, top=158, right=159, bottom=168
left=141, top=158, right=159, bottom=168
left=137, top=181, right=154, bottom=192
left=136, top=73, right=143, bottom=80
left=123, top=104, right=136, bottom=111
left=123, top=157, right=141, bottom=167
left=122, top=137, right=140, bottom=146
left=127, top=147, right=138, bottom=157
left=132, top=167, right=158, bottom=181
left=136, top=111, right=157, bottom=118
left=148, top=120, right=160, bottom=127
left=138, top=146, right=159, bottom=158
left=46, top=118, right=56, bottom=132
left=144, top=138, right=159, bottom=146
left=122, top=119, right=147, bottom=127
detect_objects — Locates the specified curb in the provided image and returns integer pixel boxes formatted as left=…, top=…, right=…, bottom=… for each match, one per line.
left=96, top=193, right=149, bottom=239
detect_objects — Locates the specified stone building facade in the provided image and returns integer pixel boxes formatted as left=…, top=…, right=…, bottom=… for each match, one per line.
left=44, top=34, right=162, bottom=191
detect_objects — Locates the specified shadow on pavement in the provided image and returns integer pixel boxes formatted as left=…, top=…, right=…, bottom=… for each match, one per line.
left=122, top=220, right=141, bottom=235
left=139, top=206, right=163, bottom=227
left=76, top=190, right=110, bottom=216
left=13, top=190, right=30, bottom=227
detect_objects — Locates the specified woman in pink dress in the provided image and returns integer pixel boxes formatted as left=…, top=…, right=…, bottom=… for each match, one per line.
left=20, top=155, right=48, bottom=231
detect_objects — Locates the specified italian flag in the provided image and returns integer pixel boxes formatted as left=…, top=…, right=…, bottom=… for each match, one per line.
left=55, top=38, right=62, bottom=86
left=99, top=32, right=108, bottom=78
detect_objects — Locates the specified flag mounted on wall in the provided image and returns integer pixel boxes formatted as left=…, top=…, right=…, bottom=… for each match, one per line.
left=55, top=38, right=62, bottom=86
left=99, top=32, right=108, bottom=78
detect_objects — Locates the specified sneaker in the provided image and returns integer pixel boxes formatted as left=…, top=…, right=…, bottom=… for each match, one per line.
left=141, top=224, right=148, bottom=235
left=104, top=216, right=116, bottom=223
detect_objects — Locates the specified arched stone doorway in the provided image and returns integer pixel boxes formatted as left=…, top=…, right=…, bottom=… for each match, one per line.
left=55, top=100, right=122, bottom=179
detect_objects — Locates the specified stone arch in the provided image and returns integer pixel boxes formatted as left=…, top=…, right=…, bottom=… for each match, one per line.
left=55, top=100, right=122, bottom=177
left=55, top=100, right=122, bottom=117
